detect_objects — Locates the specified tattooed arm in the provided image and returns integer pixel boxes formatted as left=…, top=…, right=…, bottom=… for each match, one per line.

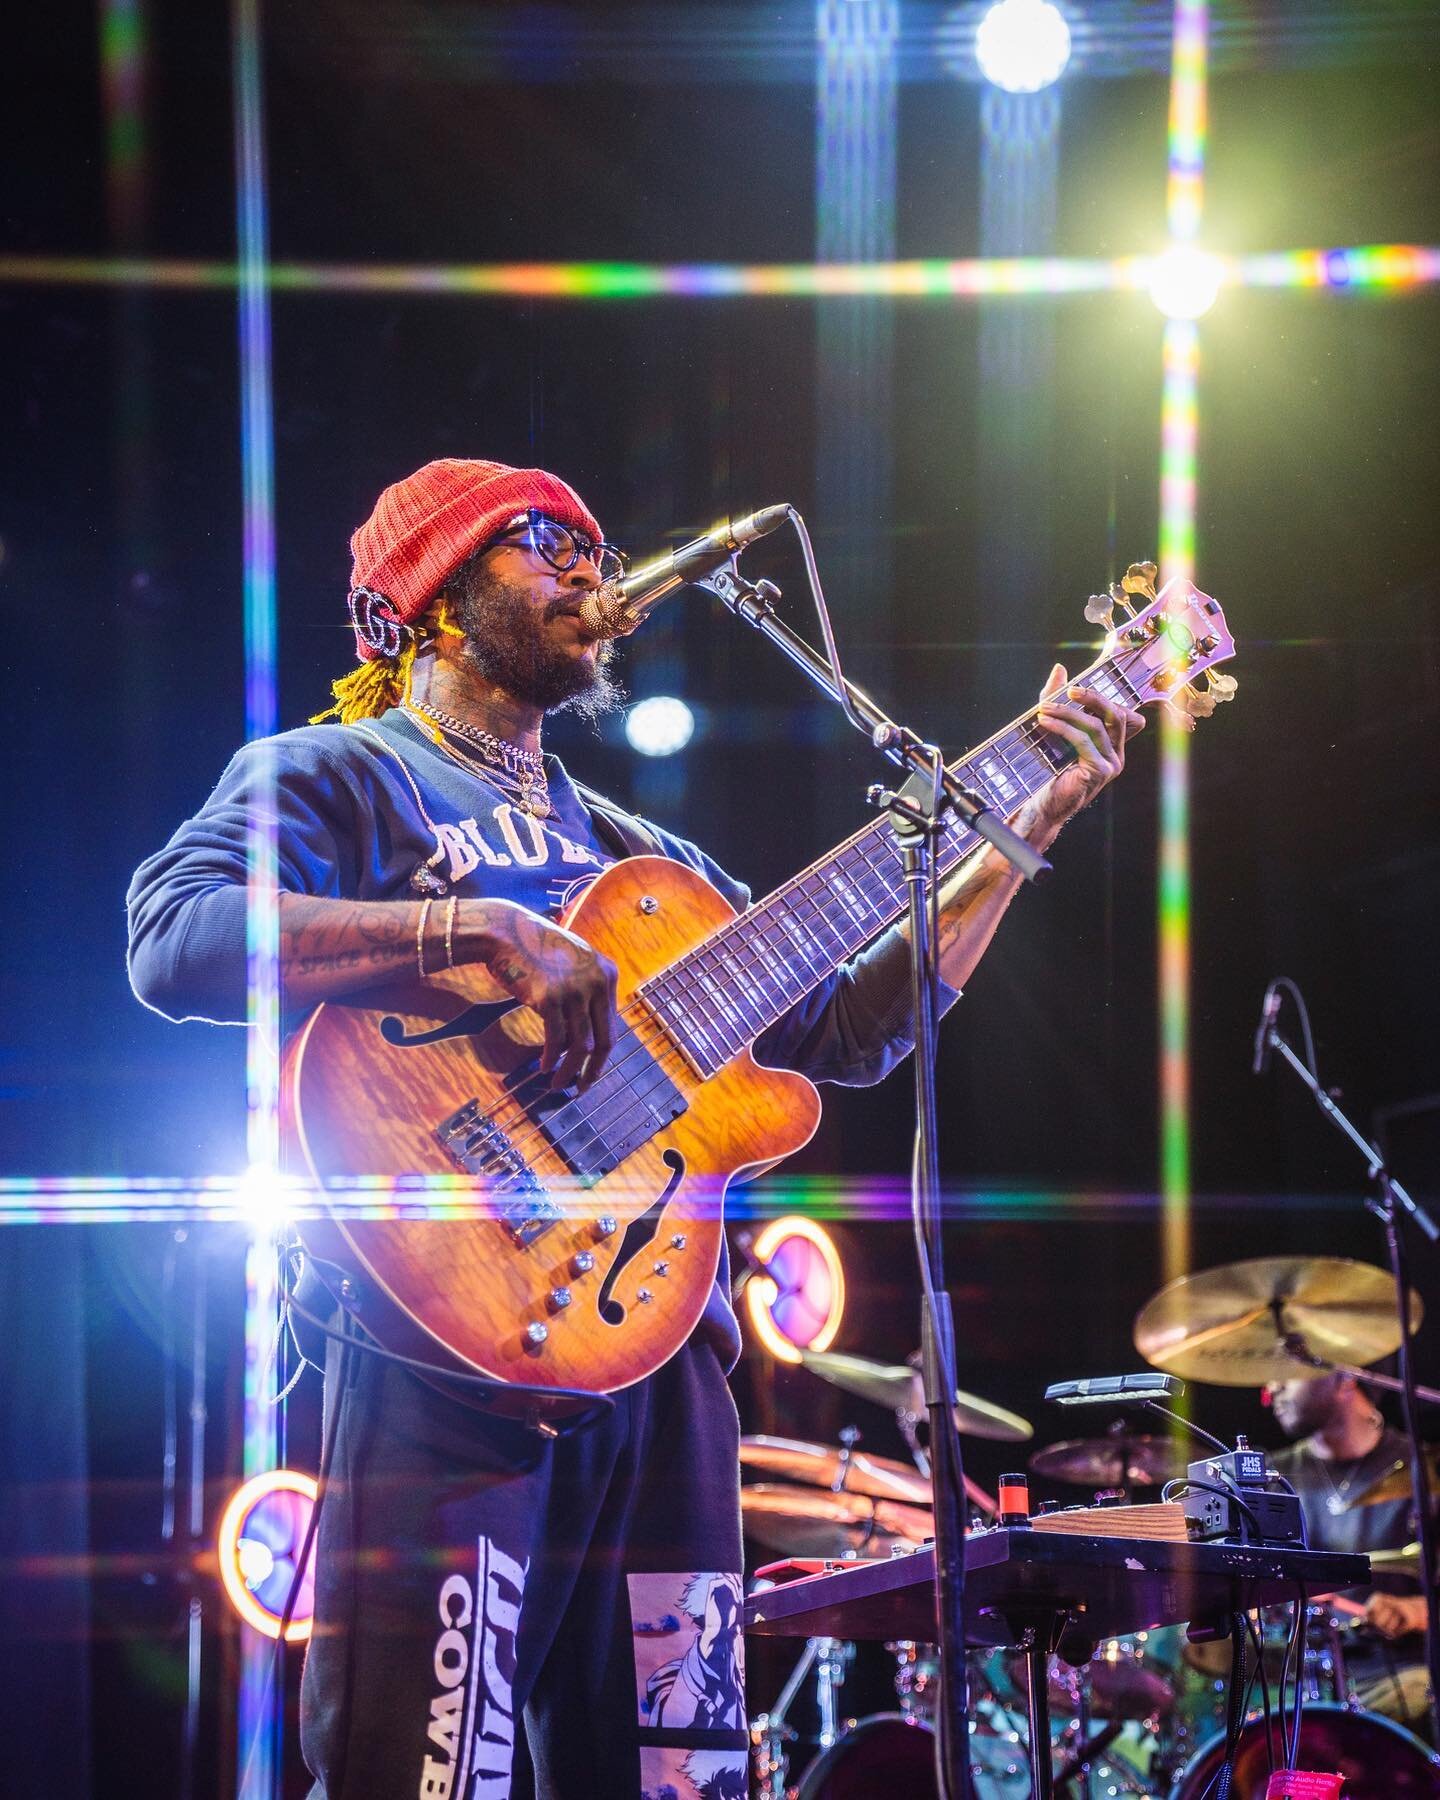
left=279, top=895, right=618, bottom=1090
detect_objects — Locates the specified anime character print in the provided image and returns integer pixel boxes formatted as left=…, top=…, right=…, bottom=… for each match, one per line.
left=628, top=1571, right=746, bottom=1732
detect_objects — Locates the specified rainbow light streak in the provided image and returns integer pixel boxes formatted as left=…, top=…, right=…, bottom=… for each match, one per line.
left=1157, top=0, right=1209, bottom=1287
left=3, top=247, right=1437, bottom=299
left=232, top=0, right=281, bottom=1791
left=100, top=0, right=146, bottom=234
left=1166, top=0, right=1209, bottom=244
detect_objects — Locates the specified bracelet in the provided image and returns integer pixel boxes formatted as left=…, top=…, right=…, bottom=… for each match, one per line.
left=443, top=895, right=458, bottom=971
left=416, top=897, right=433, bottom=978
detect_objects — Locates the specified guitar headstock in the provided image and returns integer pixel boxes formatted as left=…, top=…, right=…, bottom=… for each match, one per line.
left=1086, top=561, right=1236, bottom=730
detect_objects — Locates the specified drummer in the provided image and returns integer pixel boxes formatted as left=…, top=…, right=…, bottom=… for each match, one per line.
left=1268, top=1370, right=1433, bottom=1733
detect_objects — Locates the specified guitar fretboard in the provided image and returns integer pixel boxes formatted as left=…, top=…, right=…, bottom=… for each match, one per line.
left=639, top=653, right=1142, bottom=1077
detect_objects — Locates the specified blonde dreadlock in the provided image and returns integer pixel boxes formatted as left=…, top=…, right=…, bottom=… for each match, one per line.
left=310, top=594, right=466, bottom=725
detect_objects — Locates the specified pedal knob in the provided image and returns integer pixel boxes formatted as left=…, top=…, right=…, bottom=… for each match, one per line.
left=547, top=1287, right=573, bottom=1312
left=595, top=1216, right=618, bottom=1240
left=570, top=1251, right=596, bottom=1277
left=525, top=1321, right=549, bottom=1349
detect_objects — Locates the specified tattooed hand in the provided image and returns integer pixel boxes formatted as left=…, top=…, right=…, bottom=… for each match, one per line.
left=464, top=901, right=620, bottom=1092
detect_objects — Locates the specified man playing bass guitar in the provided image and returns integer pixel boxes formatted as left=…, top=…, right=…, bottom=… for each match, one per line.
left=127, top=458, right=1141, bottom=1800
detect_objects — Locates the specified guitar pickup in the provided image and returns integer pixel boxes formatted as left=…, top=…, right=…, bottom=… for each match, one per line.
left=434, top=1099, right=560, bottom=1246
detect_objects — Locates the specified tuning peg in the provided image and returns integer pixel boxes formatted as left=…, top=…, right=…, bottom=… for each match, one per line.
left=1084, top=593, right=1116, bottom=628
left=1205, top=671, right=1238, bottom=703
left=1162, top=699, right=1198, bottom=732
left=1121, top=561, right=1159, bottom=604
left=1178, top=685, right=1218, bottom=719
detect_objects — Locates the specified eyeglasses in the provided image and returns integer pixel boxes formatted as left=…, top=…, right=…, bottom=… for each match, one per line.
left=490, top=510, right=628, bottom=583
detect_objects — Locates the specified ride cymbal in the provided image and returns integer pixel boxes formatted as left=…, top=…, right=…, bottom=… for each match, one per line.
left=1343, top=1451, right=1440, bottom=1512
left=1133, top=1256, right=1422, bottom=1387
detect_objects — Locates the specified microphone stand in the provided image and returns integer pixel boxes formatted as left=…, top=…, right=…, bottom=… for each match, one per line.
left=697, top=560, right=1050, bottom=1800
left=1257, top=1015, right=1440, bottom=1742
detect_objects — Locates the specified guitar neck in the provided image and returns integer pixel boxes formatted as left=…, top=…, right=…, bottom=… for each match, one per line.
left=640, top=648, right=1142, bottom=1077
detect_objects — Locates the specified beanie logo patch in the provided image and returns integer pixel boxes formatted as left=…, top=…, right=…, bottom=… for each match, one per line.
left=349, top=585, right=410, bottom=659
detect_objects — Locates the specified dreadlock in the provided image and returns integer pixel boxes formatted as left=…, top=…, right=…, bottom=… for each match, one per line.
left=310, top=593, right=466, bottom=725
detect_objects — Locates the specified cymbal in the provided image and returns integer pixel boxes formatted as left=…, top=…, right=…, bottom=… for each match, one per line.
left=1344, top=1450, right=1440, bottom=1511
left=797, top=1349, right=1034, bottom=1442
left=740, top=1482, right=932, bottom=1559
left=1366, top=1541, right=1423, bottom=1569
left=1029, top=1434, right=1189, bottom=1489
left=1133, top=1256, right=1423, bottom=1388
left=739, top=1434, right=931, bottom=1505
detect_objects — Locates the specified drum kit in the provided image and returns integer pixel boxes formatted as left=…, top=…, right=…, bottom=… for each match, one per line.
left=744, top=1255, right=1439, bottom=1798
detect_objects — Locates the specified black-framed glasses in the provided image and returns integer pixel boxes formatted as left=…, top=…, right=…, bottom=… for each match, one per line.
left=491, top=509, right=628, bottom=583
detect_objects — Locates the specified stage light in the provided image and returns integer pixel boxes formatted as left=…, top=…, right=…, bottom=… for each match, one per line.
left=216, top=1468, right=318, bottom=1641
left=1149, top=244, right=1224, bottom=320
left=744, top=1215, right=847, bottom=1364
left=975, top=0, right=1072, bottom=94
left=234, top=1163, right=288, bottom=1226
left=625, top=695, right=695, bottom=757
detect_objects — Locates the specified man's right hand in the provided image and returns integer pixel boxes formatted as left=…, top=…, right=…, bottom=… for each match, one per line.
left=465, top=900, right=619, bottom=1092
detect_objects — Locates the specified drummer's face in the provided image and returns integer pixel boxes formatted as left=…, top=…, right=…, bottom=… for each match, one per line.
left=1270, top=1374, right=1342, bottom=1436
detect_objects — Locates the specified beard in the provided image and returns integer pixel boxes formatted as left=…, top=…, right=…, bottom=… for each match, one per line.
left=454, top=568, right=626, bottom=724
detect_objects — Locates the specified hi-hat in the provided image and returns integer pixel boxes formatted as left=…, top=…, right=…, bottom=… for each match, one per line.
left=1029, top=1433, right=1189, bottom=1489
left=798, top=1348, right=1033, bottom=1442
left=739, top=1434, right=931, bottom=1505
left=740, top=1482, right=932, bottom=1559
left=1133, top=1256, right=1422, bottom=1388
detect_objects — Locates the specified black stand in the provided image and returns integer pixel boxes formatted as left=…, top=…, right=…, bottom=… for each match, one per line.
left=1259, top=1015, right=1440, bottom=1743
left=699, top=554, right=1051, bottom=1800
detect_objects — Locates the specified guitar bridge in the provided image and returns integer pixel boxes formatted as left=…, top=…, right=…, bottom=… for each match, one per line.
left=434, top=1099, right=560, bottom=1246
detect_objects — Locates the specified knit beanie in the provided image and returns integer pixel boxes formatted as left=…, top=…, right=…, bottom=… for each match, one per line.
left=347, top=458, right=604, bottom=661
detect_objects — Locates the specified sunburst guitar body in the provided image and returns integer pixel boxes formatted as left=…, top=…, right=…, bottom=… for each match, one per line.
left=283, top=855, right=822, bottom=1396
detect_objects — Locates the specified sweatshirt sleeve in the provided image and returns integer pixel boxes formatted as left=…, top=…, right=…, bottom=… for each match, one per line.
left=126, top=739, right=362, bottom=1025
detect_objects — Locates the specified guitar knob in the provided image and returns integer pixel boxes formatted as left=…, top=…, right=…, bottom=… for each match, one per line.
left=525, top=1321, right=549, bottom=1349
left=669, top=1234, right=687, bottom=1250
left=570, top=1251, right=596, bottom=1277
left=637, top=1288, right=654, bottom=1304
left=594, top=1216, right=618, bottom=1241
left=652, top=1261, right=669, bottom=1277
left=547, top=1287, right=573, bottom=1312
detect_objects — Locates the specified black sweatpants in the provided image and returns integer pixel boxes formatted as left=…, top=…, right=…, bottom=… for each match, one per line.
left=299, top=1335, right=748, bottom=1800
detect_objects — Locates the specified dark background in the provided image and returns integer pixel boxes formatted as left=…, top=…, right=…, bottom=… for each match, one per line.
left=2, top=1, right=1437, bottom=1792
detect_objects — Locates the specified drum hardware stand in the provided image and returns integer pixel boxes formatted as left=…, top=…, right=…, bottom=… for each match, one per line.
left=1256, top=988, right=1440, bottom=1744
left=699, top=540, right=1047, bottom=1800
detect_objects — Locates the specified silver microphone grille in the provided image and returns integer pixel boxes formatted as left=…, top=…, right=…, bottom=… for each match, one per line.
left=575, top=583, right=642, bottom=640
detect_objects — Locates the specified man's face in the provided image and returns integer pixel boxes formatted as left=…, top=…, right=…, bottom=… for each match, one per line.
left=1269, top=1373, right=1346, bottom=1438
left=453, top=532, right=624, bottom=721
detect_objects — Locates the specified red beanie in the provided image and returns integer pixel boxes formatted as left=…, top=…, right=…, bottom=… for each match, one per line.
left=346, top=458, right=604, bottom=661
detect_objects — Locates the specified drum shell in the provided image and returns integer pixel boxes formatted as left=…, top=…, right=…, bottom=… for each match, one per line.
left=1167, top=1702, right=1440, bottom=1799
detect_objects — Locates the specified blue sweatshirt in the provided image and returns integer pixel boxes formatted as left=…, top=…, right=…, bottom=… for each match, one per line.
left=127, top=708, right=954, bottom=1367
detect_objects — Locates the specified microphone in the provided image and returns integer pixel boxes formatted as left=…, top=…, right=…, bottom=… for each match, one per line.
left=1252, top=984, right=1282, bottom=1076
left=576, top=503, right=789, bottom=640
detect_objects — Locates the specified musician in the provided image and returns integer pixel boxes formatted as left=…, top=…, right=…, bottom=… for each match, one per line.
left=127, top=458, right=1141, bottom=1799
left=1269, top=1370, right=1432, bottom=1730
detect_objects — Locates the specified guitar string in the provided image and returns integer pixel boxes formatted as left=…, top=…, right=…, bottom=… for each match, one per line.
left=438, top=636, right=1168, bottom=1183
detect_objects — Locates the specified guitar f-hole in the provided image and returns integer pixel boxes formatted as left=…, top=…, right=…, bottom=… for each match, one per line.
left=595, top=1150, right=686, bottom=1326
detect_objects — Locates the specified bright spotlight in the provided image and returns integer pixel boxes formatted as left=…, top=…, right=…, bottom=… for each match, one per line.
left=235, top=1164, right=289, bottom=1228
left=1149, top=245, right=1224, bottom=320
left=975, top=0, right=1072, bottom=94
left=624, top=696, right=695, bottom=758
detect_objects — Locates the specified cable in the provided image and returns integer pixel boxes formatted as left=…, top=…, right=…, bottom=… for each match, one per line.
left=1245, top=1609, right=1277, bottom=1779
left=1161, top=1476, right=1268, bottom=1541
